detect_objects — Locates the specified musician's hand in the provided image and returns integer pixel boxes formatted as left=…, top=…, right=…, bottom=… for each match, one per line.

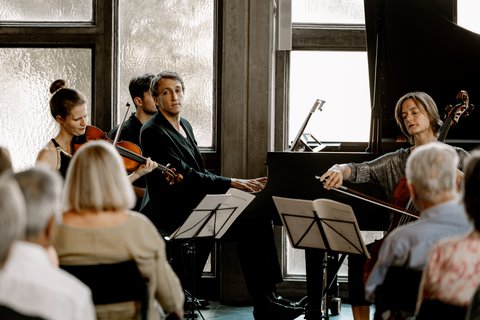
left=231, top=177, right=267, bottom=193
left=129, top=158, right=158, bottom=183
left=163, top=164, right=184, bottom=185
left=319, top=164, right=348, bottom=190
left=137, top=157, right=158, bottom=176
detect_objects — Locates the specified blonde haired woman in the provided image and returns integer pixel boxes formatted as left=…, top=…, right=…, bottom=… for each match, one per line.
left=54, top=140, right=184, bottom=320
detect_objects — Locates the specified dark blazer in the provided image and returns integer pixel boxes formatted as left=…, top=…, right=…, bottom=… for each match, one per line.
left=140, top=112, right=231, bottom=233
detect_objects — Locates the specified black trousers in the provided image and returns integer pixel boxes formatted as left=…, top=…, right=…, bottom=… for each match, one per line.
left=165, top=208, right=283, bottom=305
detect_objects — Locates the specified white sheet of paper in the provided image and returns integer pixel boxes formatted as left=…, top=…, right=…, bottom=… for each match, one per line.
left=170, top=189, right=255, bottom=240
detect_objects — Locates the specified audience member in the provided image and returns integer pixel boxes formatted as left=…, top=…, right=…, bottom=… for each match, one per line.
left=140, top=70, right=303, bottom=320
left=54, top=140, right=184, bottom=320
left=364, top=142, right=473, bottom=318
left=36, top=79, right=156, bottom=182
left=0, top=146, right=13, bottom=174
left=0, top=166, right=95, bottom=320
left=0, top=174, right=25, bottom=268
left=466, top=284, right=480, bottom=320
left=417, top=149, right=480, bottom=316
left=108, top=73, right=157, bottom=212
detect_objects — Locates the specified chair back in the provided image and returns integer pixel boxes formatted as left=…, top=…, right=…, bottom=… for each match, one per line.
left=0, top=305, right=46, bottom=320
left=374, top=266, right=423, bottom=320
left=61, top=260, right=148, bottom=320
left=416, top=299, right=467, bottom=320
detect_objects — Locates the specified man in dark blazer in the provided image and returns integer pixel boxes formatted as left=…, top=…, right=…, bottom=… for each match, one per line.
left=140, top=71, right=304, bottom=320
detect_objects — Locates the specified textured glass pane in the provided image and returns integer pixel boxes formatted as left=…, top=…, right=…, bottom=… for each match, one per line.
left=289, top=51, right=371, bottom=143
left=119, top=0, right=214, bottom=147
left=0, top=48, right=92, bottom=171
left=0, top=0, right=92, bottom=22
left=458, top=0, right=480, bottom=34
left=292, top=0, right=365, bottom=24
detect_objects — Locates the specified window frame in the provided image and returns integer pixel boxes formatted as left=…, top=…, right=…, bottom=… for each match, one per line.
left=0, top=0, right=115, bottom=130
left=274, top=22, right=368, bottom=281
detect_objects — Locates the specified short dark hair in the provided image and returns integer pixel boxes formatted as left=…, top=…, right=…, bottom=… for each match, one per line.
left=463, top=150, right=480, bottom=231
left=128, top=73, right=155, bottom=107
left=150, top=71, right=185, bottom=98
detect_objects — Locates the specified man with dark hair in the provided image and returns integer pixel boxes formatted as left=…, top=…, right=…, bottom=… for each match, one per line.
left=141, top=70, right=304, bottom=320
left=109, top=73, right=158, bottom=212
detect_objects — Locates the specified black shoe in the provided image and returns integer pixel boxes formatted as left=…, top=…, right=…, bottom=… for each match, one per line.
left=268, top=292, right=309, bottom=308
left=253, top=297, right=305, bottom=320
left=184, top=297, right=209, bottom=310
left=293, top=295, right=309, bottom=308
left=268, top=292, right=296, bottom=307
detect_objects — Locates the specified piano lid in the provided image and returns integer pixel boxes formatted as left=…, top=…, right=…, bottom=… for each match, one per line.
left=365, top=0, right=480, bottom=145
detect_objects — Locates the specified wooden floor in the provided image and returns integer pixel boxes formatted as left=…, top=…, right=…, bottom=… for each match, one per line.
left=188, top=301, right=374, bottom=319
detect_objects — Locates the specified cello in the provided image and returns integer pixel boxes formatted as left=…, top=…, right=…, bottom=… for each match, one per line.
left=361, top=90, right=473, bottom=281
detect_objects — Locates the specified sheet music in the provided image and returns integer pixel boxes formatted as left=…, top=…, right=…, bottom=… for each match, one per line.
left=170, top=189, right=255, bottom=240
left=272, top=196, right=370, bottom=257
left=214, top=188, right=255, bottom=238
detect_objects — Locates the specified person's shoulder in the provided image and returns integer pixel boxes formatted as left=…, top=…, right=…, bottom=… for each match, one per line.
left=180, top=117, right=193, bottom=128
left=56, top=268, right=92, bottom=294
left=141, top=113, right=163, bottom=131
left=126, top=211, right=158, bottom=231
left=125, top=211, right=165, bottom=244
left=36, top=142, right=57, bottom=168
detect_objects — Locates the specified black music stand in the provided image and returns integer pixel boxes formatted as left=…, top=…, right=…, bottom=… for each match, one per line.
left=272, top=196, right=369, bottom=319
left=289, top=99, right=325, bottom=151
left=170, top=190, right=254, bottom=319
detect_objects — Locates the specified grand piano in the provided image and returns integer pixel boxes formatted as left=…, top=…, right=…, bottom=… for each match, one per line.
left=247, top=0, right=480, bottom=318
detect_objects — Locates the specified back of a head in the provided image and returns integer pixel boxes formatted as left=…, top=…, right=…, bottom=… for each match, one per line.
left=0, top=146, right=13, bottom=175
left=406, top=142, right=458, bottom=203
left=64, top=140, right=136, bottom=212
left=463, top=150, right=480, bottom=230
left=14, top=166, right=63, bottom=239
left=0, top=174, right=26, bottom=266
left=129, top=73, right=155, bottom=104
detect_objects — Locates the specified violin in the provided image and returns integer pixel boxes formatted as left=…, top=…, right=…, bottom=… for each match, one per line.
left=71, top=125, right=182, bottom=183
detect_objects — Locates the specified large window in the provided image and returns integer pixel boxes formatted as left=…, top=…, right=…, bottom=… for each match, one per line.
left=117, top=0, right=215, bottom=147
left=282, top=0, right=372, bottom=278
left=0, top=0, right=216, bottom=172
left=282, top=0, right=480, bottom=280
left=458, top=0, right=480, bottom=34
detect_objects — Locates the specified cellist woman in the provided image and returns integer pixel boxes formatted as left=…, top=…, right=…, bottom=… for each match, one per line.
left=319, top=91, right=470, bottom=320
left=36, top=79, right=157, bottom=180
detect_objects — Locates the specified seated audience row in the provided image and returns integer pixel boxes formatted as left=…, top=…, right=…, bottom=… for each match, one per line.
left=0, top=141, right=184, bottom=320
left=417, top=149, right=480, bottom=319
left=365, top=142, right=473, bottom=320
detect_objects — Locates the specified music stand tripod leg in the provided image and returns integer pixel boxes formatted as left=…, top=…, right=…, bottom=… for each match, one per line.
left=183, top=240, right=206, bottom=320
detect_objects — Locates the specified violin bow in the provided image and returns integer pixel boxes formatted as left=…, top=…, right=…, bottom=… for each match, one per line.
left=113, top=102, right=132, bottom=146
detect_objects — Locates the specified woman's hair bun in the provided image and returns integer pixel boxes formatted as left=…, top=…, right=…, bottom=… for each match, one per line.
left=49, top=79, right=67, bottom=94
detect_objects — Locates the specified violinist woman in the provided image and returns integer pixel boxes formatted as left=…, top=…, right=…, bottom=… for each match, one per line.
left=54, top=140, right=184, bottom=320
left=319, top=91, right=470, bottom=320
left=36, top=79, right=156, bottom=180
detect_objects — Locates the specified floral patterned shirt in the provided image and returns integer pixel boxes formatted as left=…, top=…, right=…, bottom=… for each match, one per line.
left=418, top=231, right=480, bottom=308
